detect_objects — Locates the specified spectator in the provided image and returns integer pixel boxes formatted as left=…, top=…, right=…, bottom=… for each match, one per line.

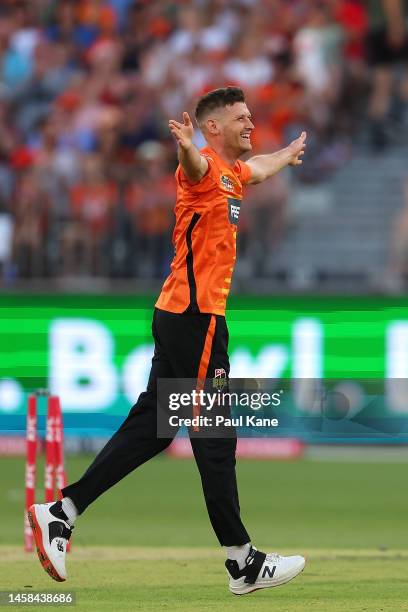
left=366, top=0, right=408, bottom=149
left=11, top=166, right=50, bottom=277
left=224, top=36, right=274, bottom=88
left=0, top=0, right=400, bottom=285
left=63, top=154, right=117, bottom=275
left=293, top=3, right=344, bottom=106
left=125, top=141, right=174, bottom=278
left=388, top=180, right=408, bottom=289
left=0, top=99, right=17, bottom=205
left=1, top=1, right=39, bottom=89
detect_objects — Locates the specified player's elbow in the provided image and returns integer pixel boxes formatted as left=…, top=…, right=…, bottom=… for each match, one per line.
left=249, top=173, right=265, bottom=185
left=248, top=169, right=266, bottom=184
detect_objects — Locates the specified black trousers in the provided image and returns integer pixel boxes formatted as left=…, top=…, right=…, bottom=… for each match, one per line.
left=62, top=308, right=250, bottom=546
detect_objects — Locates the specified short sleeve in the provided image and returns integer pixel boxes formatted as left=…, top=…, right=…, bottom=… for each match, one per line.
left=175, top=155, right=218, bottom=195
left=236, top=160, right=252, bottom=186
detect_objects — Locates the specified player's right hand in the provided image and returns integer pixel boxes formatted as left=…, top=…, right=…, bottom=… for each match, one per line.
left=168, top=112, right=194, bottom=150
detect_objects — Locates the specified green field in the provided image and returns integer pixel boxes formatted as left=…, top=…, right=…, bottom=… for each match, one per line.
left=2, top=454, right=408, bottom=610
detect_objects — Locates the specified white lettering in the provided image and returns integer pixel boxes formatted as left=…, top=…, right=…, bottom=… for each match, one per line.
left=231, top=205, right=240, bottom=218
left=122, top=344, right=154, bottom=404
left=50, top=319, right=117, bottom=411
left=292, top=318, right=323, bottom=412
left=386, top=322, right=408, bottom=413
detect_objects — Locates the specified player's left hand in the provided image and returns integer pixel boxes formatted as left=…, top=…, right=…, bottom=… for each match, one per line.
left=287, top=131, right=307, bottom=166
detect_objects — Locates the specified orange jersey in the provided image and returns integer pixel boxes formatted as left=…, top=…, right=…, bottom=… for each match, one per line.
left=155, top=146, right=252, bottom=316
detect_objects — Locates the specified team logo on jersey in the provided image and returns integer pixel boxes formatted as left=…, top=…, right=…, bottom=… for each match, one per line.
left=227, top=197, right=241, bottom=225
left=213, top=368, right=227, bottom=390
left=221, top=175, right=235, bottom=192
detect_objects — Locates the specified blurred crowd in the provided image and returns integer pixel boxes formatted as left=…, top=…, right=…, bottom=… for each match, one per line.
left=0, top=0, right=406, bottom=282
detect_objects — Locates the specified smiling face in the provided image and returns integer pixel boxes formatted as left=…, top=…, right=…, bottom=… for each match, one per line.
left=203, top=101, right=255, bottom=158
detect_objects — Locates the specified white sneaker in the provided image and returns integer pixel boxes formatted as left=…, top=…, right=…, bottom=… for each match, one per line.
left=226, top=546, right=305, bottom=595
left=28, top=502, right=73, bottom=582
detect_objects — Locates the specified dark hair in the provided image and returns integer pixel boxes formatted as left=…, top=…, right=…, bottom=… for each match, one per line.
left=195, top=87, right=245, bottom=123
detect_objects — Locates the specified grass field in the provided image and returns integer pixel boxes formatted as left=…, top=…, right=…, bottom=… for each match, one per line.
left=2, top=454, right=408, bottom=610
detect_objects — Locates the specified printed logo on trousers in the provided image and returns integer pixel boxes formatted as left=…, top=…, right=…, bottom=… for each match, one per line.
left=213, top=368, right=227, bottom=390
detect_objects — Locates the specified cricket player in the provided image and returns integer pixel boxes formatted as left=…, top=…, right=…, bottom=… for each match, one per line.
left=29, top=87, right=307, bottom=595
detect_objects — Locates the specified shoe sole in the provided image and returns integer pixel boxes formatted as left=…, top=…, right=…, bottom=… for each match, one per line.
left=28, top=506, right=65, bottom=582
left=230, top=562, right=305, bottom=596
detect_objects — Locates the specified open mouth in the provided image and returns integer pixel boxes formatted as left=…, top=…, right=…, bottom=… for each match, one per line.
left=241, top=133, right=251, bottom=142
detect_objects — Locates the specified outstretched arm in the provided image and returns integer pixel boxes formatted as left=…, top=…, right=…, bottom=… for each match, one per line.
left=168, top=112, right=208, bottom=183
left=246, top=132, right=307, bottom=184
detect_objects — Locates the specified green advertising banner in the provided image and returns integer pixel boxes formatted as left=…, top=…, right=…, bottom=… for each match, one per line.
left=0, top=294, right=408, bottom=420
